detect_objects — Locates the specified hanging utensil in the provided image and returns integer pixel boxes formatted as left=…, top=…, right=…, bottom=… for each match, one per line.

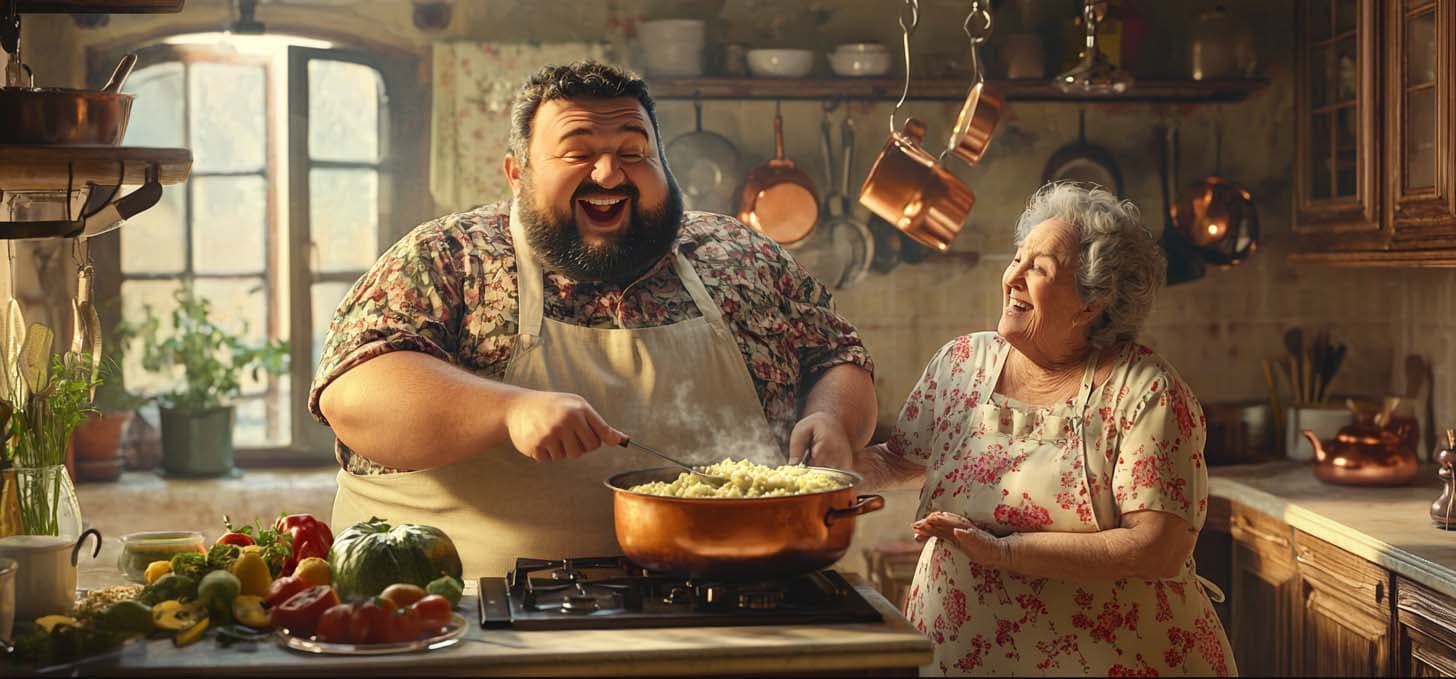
left=1044, top=109, right=1123, bottom=195
left=942, top=1, right=1002, bottom=167
left=1157, top=124, right=1206, bottom=285
left=737, top=100, right=820, bottom=247
left=1173, top=111, right=1259, bottom=267
left=833, top=114, right=874, bottom=288
left=619, top=438, right=728, bottom=486
left=101, top=52, right=137, bottom=94
left=665, top=92, right=742, bottom=215
left=69, top=238, right=101, bottom=400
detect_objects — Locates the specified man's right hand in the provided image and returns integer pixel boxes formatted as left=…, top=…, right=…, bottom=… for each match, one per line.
left=503, top=390, right=626, bottom=462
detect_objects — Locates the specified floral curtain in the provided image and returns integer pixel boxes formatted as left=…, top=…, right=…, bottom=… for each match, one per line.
left=430, top=41, right=613, bottom=213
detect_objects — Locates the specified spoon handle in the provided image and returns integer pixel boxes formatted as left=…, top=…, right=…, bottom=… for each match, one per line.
left=622, top=439, right=695, bottom=474
left=103, top=53, right=138, bottom=93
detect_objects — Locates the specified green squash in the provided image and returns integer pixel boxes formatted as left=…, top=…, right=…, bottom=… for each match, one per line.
left=328, top=517, right=464, bottom=600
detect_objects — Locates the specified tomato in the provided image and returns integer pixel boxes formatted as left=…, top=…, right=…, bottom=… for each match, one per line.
left=379, top=584, right=427, bottom=609
left=411, top=595, right=452, bottom=631
left=263, top=575, right=311, bottom=608
left=216, top=532, right=256, bottom=547
left=269, top=585, right=340, bottom=638
left=358, top=598, right=397, bottom=644
left=315, top=603, right=354, bottom=643
left=382, top=606, right=424, bottom=643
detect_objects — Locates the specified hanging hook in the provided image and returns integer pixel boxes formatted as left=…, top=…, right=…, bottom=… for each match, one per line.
left=891, top=0, right=919, bottom=133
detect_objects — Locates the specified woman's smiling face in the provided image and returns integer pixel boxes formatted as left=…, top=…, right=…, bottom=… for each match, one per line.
left=999, top=219, right=1101, bottom=362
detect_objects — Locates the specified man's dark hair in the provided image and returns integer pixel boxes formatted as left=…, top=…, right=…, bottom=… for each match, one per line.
left=507, top=61, right=661, bottom=166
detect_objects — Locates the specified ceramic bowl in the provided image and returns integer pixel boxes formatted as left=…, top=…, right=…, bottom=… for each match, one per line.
left=637, top=19, right=705, bottom=45
left=748, top=49, right=814, bottom=78
left=829, top=51, right=892, bottom=77
left=834, top=42, right=888, bottom=54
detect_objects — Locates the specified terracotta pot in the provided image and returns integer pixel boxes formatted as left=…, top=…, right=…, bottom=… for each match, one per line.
left=72, top=411, right=134, bottom=483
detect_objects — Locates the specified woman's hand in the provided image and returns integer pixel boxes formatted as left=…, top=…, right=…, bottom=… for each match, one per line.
left=912, top=511, right=1010, bottom=566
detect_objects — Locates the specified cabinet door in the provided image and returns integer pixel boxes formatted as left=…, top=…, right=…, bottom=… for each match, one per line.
left=1387, top=0, right=1456, bottom=243
left=1295, top=0, right=1382, bottom=238
left=1294, top=532, right=1393, bottom=676
left=1229, top=505, right=1300, bottom=676
left=1194, top=496, right=1233, bottom=639
left=1398, top=576, right=1456, bottom=677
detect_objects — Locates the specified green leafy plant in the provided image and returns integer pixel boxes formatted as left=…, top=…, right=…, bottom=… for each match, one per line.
left=10, top=350, right=100, bottom=536
left=122, top=280, right=289, bottom=410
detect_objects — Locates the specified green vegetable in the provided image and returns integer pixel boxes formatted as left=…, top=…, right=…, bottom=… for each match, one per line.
left=197, top=570, right=242, bottom=624
left=426, top=575, right=464, bottom=608
left=169, top=552, right=210, bottom=581
left=206, top=543, right=242, bottom=572
left=7, top=620, right=128, bottom=668
left=139, top=573, right=198, bottom=606
left=328, top=517, right=463, bottom=600
left=94, top=600, right=153, bottom=637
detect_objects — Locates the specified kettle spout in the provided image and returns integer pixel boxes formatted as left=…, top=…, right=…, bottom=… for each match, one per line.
left=1303, top=429, right=1328, bottom=462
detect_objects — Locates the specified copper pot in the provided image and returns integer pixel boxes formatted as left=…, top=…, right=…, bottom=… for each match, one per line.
left=858, top=117, right=975, bottom=252
left=1172, top=176, right=1259, bottom=267
left=945, top=81, right=1003, bottom=166
left=737, top=109, right=819, bottom=247
left=0, top=88, right=134, bottom=145
left=1305, top=402, right=1419, bottom=487
left=604, top=466, right=885, bottom=580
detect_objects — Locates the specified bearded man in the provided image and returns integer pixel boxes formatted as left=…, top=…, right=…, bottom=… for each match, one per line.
left=311, top=61, right=877, bottom=577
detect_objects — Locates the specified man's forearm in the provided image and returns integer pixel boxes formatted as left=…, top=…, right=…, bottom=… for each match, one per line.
left=852, top=443, right=926, bottom=490
left=801, top=363, right=878, bottom=448
left=318, top=351, right=524, bottom=470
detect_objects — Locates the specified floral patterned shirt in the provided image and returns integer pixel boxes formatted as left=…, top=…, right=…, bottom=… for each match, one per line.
left=309, top=202, right=873, bottom=474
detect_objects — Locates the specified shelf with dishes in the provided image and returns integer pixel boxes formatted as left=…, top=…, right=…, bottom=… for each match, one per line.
left=648, top=77, right=1270, bottom=103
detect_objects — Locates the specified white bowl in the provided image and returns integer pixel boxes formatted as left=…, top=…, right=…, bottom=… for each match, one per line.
left=829, top=51, right=892, bottom=77
left=638, top=19, right=705, bottom=46
left=834, top=42, right=888, bottom=54
left=747, top=49, right=814, bottom=78
left=644, top=40, right=704, bottom=77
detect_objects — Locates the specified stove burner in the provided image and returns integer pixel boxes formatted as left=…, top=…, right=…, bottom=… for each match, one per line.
left=550, top=567, right=581, bottom=582
left=663, top=585, right=694, bottom=605
left=560, top=593, right=600, bottom=613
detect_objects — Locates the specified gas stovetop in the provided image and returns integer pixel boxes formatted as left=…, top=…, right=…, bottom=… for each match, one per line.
left=478, top=556, right=883, bottom=630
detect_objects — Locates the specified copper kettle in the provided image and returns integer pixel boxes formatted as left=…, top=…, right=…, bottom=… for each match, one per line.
left=1305, top=398, right=1419, bottom=487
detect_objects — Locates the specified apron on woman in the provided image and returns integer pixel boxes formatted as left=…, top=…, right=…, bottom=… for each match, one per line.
left=332, top=203, right=775, bottom=578
left=905, top=338, right=1235, bottom=676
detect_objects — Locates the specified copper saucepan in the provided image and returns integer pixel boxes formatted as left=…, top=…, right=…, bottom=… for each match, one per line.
left=945, top=80, right=1003, bottom=166
left=858, top=117, right=975, bottom=252
left=738, top=108, right=820, bottom=247
left=0, top=53, right=137, bottom=145
left=605, top=466, right=885, bottom=580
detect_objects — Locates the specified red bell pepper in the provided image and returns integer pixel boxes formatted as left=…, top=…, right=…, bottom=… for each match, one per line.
left=275, top=513, right=334, bottom=576
left=216, top=531, right=256, bottom=547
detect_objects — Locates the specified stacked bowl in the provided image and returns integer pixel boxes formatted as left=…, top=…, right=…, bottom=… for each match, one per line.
left=639, top=20, right=706, bottom=77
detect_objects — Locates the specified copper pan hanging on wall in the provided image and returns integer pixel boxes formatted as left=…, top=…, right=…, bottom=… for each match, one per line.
left=737, top=102, right=819, bottom=247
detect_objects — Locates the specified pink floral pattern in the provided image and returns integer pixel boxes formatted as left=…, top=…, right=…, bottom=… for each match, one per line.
left=310, top=204, right=872, bottom=474
left=892, top=332, right=1233, bottom=676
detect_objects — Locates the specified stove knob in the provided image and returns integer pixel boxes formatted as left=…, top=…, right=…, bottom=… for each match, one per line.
left=738, top=591, right=783, bottom=610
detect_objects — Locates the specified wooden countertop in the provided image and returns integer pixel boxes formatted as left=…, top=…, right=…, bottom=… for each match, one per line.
left=1210, top=460, right=1456, bottom=597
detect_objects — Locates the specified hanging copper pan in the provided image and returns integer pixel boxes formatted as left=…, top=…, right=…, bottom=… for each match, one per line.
left=737, top=108, right=819, bottom=247
left=945, top=81, right=1003, bottom=166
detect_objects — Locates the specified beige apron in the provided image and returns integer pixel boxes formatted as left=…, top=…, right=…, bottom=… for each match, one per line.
left=905, top=341, right=1235, bottom=676
left=332, top=203, right=775, bottom=578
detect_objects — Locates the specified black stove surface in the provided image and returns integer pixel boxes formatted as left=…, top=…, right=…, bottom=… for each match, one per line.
left=478, top=556, right=883, bottom=630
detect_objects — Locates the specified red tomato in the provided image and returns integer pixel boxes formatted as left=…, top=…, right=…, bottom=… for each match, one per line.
left=216, top=532, right=255, bottom=547
left=270, top=585, right=341, bottom=638
left=316, top=603, right=354, bottom=643
left=263, top=575, right=311, bottom=608
left=411, top=595, right=451, bottom=631
left=380, top=584, right=427, bottom=609
left=358, top=598, right=397, bottom=644
left=383, top=607, right=424, bottom=643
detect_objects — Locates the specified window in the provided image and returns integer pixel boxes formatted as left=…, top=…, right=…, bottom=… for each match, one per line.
left=91, top=35, right=427, bottom=462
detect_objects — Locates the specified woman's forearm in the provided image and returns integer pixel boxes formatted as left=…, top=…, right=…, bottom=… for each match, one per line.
left=319, top=351, right=525, bottom=469
left=852, top=443, right=926, bottom=491
left=996, top=517, right=1195, bottom=581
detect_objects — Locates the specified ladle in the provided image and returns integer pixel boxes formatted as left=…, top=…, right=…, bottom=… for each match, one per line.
left=621, top=438, right=728, bottom=486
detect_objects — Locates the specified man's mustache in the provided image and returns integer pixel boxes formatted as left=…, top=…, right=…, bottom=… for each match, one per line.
left=573, top=182, right=637, bottom=201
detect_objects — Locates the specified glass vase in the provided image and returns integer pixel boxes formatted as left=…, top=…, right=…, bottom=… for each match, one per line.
left=13, top=465, right=84, bottom=539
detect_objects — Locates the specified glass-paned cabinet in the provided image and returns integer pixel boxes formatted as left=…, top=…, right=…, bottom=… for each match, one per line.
left=1294, top=0, right=1456, bottom=258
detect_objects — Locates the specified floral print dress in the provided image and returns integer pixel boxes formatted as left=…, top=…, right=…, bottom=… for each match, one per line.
left=888, top=332, right=1235, bottom=676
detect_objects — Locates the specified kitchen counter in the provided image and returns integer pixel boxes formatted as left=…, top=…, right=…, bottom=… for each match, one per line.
left=52, top=580, right=930, bottom=677
left=1209, top=460, right=1456, bottom=599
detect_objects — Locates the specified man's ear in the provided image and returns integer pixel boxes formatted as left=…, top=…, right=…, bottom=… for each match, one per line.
left=503, top=153, right=522, bottom=196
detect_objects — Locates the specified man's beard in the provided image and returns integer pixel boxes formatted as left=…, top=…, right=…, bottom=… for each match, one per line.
left=517, top=171, right=685, bottom=284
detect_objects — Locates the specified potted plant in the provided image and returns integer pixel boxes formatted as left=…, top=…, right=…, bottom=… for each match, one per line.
left=1, top=321, right=97, bottom=538
left=123, top=280, right=289, bottom=478
left=69, top=357, right=146, bottom=483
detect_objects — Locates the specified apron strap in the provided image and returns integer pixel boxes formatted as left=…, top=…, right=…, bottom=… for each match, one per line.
left=1195, top=573, right=1227, bottom=604
left=1072, top=346, right=1101, bottom=412
left=507, top=202, right=545, bottom=341
left=671, top=250, right=732, bottom=336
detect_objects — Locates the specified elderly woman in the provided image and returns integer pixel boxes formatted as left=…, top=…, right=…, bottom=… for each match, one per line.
left=839, top=184, right=1235, bottom=676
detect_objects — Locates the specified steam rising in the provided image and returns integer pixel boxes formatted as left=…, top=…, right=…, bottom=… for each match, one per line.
left=626, top=379, right=783, bottom=468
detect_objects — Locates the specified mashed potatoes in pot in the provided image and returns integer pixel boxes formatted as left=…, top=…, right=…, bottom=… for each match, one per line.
left=626, top=458, right=849, bottom=498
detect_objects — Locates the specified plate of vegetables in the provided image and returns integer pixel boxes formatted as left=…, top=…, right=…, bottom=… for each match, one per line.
left=274, top=586, right=467, bottom=655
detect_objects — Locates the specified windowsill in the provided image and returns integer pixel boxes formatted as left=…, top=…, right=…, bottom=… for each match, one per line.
left=75, top=467, right=339, bottom=589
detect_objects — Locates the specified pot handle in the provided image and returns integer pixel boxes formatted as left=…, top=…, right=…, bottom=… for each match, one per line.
left=825, top=494, right=886, bottom=526
left=71, top=527, right=102, bottom=567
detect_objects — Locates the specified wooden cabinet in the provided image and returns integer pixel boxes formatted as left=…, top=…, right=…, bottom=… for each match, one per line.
left=1227, top=502, right=1300, bottom=676
left=1293, top=0, right=1456, bottom=263
left=1293, top=531, right=1394, bottom=676
left=1398, top=576, right=1456, bottom=677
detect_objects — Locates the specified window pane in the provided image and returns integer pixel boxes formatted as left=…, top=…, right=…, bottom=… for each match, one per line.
left=120, top=185, right=186, bottom=274
left=309, top=60, right=381, bottom=162
left=310, top=168, right=378, bottom=272
left=233, top=394, right=289, bottom=447
left=191, top=276, right=269, bottom=393
left=1335, top=106, right=1357, bottom=197
left=123, top=62, right=184, bottom=148
left=1309, top=1, right=1331, bottom=42
left=1309, top=44, right=1328, bottom=109
left=1406, top=88, right=1436, bottom=190
left=1310, top=112, right=1332, bottom=200
left=1334, top=37, right=1357, bottom=103
left=1334, top=0, right=1356, bottom=34
left=310, top=282, right=354, bottom=368
left=192, top=176, right=266, bottom=274
left=121, top=279, right=182, bottom=397
left=189, top=63, right=266, bottom=172
left=1407, top=12, right=1436, bottom=87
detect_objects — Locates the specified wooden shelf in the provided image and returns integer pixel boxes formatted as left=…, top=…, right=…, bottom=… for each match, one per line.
left=14, top=0, right=184, bottom=13
left=0, top=145, right=192, bottom=191
left=1288, top=248, right=1456, bottom=267
left=647, top=77, right=1269, bottom=103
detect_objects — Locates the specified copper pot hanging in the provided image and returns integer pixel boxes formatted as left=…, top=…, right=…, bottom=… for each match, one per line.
left=737, top=107, right=819, bottom=247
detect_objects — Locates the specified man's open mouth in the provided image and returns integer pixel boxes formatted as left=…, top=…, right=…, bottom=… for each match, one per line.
left=577, top=196, right=629, bottom=228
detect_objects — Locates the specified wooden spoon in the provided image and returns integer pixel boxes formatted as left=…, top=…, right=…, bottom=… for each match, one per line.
left=1283, top=328, right=1304, bottom=405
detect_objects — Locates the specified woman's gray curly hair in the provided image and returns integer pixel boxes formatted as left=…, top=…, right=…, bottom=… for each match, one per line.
left=1013, top=183, right=1166, bottom=349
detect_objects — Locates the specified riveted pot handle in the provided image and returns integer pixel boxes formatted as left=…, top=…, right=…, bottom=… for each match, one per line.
left=825, top=494, right=886, bottom=526
left=71, top=528, right=102, bottom=567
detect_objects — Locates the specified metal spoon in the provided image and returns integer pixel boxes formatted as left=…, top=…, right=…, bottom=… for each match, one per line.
left=621, top=438, right=728, bottom=486
left=102, top=53, right=137, bottom=93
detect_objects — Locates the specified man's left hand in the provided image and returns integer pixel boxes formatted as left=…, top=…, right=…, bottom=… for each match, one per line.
left=788, top=412, right=852, bottom=469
